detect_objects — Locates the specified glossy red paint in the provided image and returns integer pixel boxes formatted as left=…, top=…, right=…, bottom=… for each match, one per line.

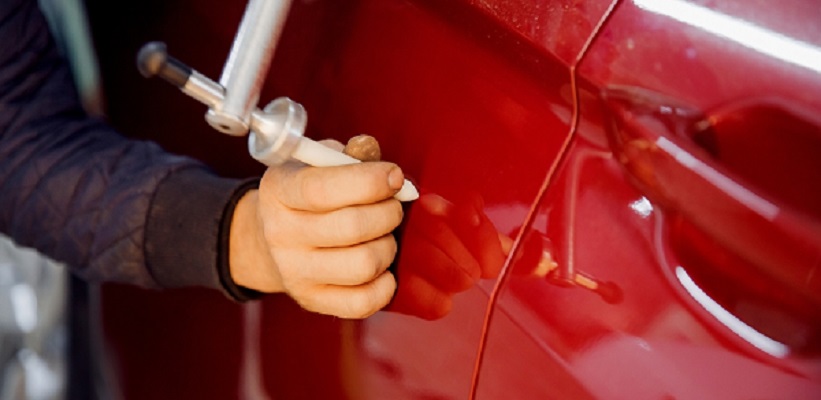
left=84, top=0, right=820, bottom=398
left=476, top=0, right=821, bottom=398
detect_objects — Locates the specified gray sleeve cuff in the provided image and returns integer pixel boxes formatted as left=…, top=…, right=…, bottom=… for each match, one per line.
left=145, top=167, right=261, bottom=301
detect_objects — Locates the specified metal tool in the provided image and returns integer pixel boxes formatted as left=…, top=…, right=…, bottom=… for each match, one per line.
left=135, top=0, right=418, bottom=201
left=204, top=0, right=292, bottom=137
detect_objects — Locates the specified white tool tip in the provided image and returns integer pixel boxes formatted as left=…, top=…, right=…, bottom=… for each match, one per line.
left=395, top=180, right=419, bottom=202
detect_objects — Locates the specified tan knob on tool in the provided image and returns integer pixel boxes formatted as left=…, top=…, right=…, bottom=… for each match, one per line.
left=343, top=134, right=382, bottom=162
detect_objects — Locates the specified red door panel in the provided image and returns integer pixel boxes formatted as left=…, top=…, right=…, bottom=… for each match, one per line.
left=475, top=0, right=821, bottom=398
left=460, top=0, right=617, bottom=65
left=85, top=0, right=591, bottom=398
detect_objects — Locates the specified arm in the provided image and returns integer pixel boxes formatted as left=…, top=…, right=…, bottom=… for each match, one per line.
left=1, top=0, right=405, bottom=316
left=0, top=0, right=249, bottom=294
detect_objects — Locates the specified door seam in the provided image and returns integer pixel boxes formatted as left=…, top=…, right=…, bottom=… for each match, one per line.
left=468, top=1, right=624, bottom=397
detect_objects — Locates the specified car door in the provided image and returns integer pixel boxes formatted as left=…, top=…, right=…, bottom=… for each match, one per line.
left=474, top=0, right=821, bottom=398
left=84, top=0, right=609, bottom=399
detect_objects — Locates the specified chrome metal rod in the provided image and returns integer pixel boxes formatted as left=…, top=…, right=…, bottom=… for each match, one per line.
left=137, top=41, right=419, bottom=202
left=205, top=0, right=294, bottom=136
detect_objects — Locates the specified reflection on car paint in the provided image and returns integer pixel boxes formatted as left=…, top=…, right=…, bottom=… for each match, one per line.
left=84, top=0, right=821, bottom=398
left=635, top=0, right=821, bottom=74
left=674, top=266, right=789, bottom=357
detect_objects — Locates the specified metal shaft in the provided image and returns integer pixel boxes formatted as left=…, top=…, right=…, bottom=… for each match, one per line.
left=137, top=41, right=419, bottom=202
left=205, top=0, right=294, bottom=136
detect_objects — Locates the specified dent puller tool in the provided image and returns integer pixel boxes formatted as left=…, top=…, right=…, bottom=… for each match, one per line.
left=135, top=0, right=418, bottom=202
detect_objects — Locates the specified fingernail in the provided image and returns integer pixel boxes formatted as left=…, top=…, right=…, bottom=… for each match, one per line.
left=388, top=167, right=404, bottom=190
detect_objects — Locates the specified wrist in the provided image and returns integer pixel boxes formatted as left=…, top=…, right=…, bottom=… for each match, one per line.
left=229, top=189, right=284, bottom=293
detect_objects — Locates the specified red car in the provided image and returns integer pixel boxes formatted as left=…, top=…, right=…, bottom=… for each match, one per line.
left=83, top=0, right=821, bottom=398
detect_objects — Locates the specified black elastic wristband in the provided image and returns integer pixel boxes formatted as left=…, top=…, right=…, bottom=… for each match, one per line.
left=217, top=177, right=266, bottom=302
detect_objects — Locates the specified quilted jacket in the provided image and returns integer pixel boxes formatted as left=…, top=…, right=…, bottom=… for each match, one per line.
left=0, top=0, right=255, bottom=300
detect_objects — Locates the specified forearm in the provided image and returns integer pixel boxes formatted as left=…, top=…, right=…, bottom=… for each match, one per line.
left=0, top=0, right=252, bottom=297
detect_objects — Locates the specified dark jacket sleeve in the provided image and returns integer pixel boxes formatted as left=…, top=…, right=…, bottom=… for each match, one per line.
left=0, top=0, right=257, bottom=299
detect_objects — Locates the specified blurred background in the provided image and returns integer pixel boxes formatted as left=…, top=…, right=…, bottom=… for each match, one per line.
left=1, top=1, right=102, bottom=399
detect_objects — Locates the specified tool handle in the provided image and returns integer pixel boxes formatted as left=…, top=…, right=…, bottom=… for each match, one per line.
left=135, top=42, right=419, bottom=202
left=137, top=42, right=191, bottom=88
left=292, top=138, right=419, bottom=201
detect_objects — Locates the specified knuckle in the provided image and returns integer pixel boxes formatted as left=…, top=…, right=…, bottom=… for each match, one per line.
left=385, top=234, right=398, bottom=259
left=389, top=200, right=404, bottom=225
left=347, top=237, right=396, bottom=285
left=333, top=209, right=369, bottom=242
left=346, top=280, right=392, bottom=319
left=352, top=246, right=382, bottom=282
left=367, top=167, right=389, bottom=194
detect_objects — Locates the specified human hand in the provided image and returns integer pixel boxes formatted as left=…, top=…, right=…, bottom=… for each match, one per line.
left=386, top=192, right=506, bottom=320
left=334, top=135, right=509, bottom=320
left=229, top=141, right=405, bottom=319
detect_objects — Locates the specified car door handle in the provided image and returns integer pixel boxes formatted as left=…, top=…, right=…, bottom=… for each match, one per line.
left=601, top=86, right=821, bottom=350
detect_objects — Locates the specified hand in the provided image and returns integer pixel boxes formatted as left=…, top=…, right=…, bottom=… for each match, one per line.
left=387, top=192, right=506, bottom=320
left=228, top=145, right=406, bottom=319
left=339, top=135, right=507, bottom=319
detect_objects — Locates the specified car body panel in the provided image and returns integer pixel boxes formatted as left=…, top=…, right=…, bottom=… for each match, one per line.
left=475, top=0, right=821, bottom=398
left=82, top=0, right=821, bottom=398
left=88, top=0, right=589, bottom=398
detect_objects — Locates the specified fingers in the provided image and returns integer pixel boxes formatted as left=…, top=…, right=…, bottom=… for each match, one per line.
left=249, top=137, right=406, bottom=319
left=264, top=198, right=403, bottom=248
left=450, top=200, right=507, bottom=279
left=271, top=233, right=398, bottom=319
left=418, top=193, right=506, bottom=279
left=400, top=231, right=478, bottom=293
left=264, top=161, right=405, bottom=212
left=292, top=271, right=397, bottom=319
left=276, top=235, right=396, bottom=286
left=378, top=191, right=510, bottom=320
left=386, top=273, right=453, bottom=321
